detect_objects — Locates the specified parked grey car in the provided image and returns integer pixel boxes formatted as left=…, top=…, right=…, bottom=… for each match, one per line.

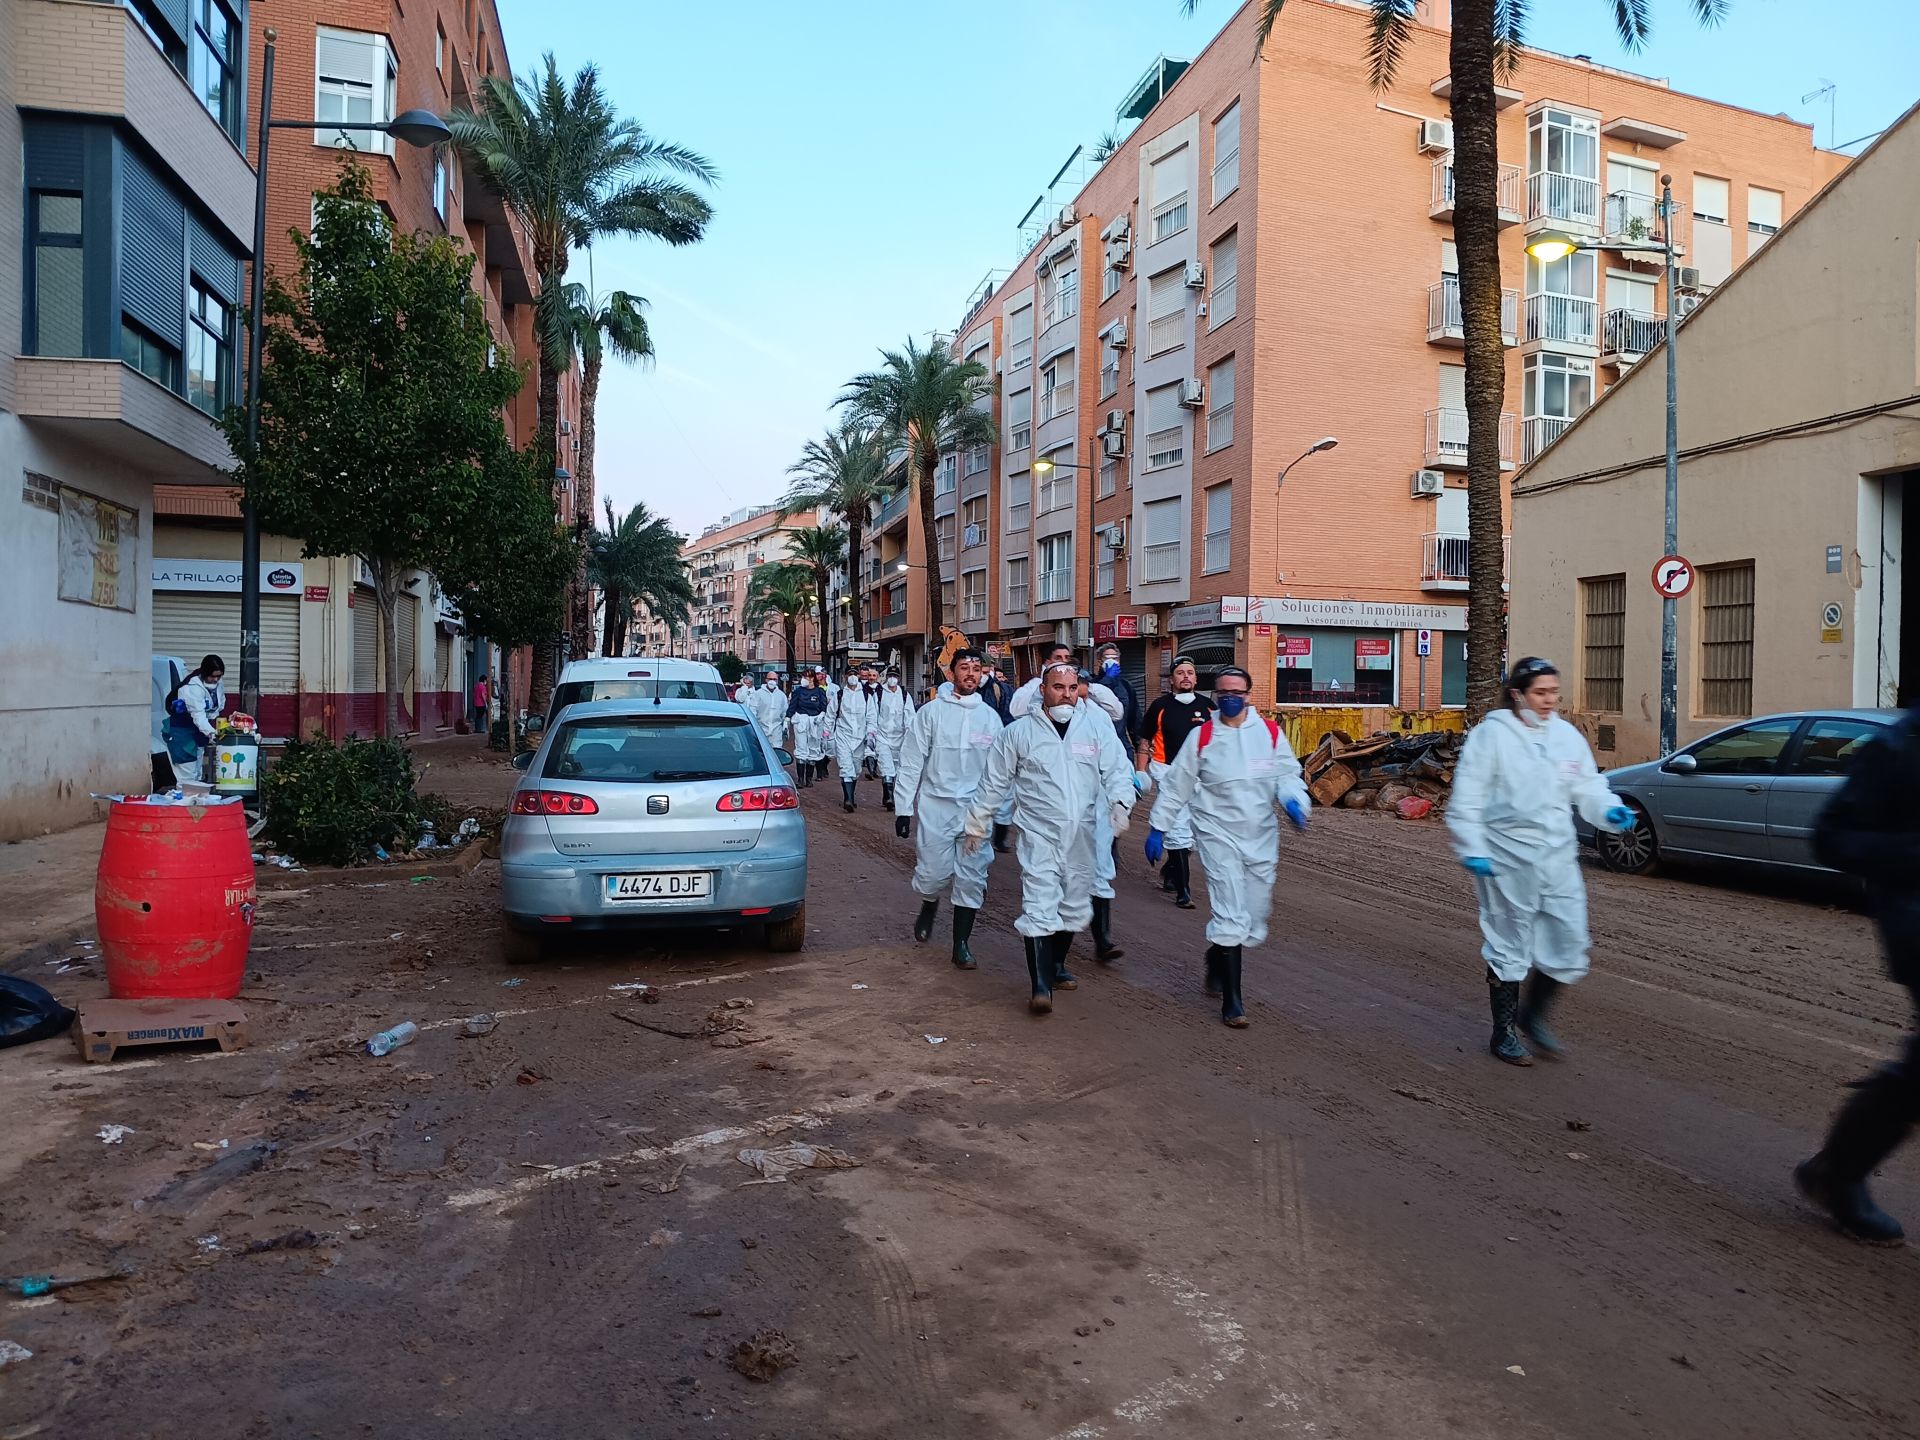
left=1588, top=709, right=1896, bottom=876
left=501, top=699, right=806, bottom=959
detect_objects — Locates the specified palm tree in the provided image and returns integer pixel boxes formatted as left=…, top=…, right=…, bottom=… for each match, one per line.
left=1196, top=0, right=1726, bottom=715
left=447, top=55, right=716, bottom=705
left=782, top=523, right=848, bottom=672
left=779, top=419, right=893, bottom=643
left=841, top=338, right=997, bottom=640
left=589, top=498, right=693, bottom=657
left=743, top=562, right=815, bottom=684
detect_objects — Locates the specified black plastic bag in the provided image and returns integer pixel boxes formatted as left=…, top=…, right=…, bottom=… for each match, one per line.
left=0, top=976, right=76, bottom=1049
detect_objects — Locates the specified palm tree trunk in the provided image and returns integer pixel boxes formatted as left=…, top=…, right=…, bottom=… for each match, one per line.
left=531, top=244, right=564, bottom=717
left=1450, top=0, right=1508, bottom=722
left=915, top=460, right=943, bottom=640
left=601, top=581, right=623, bottom=656
left=571, top=354, right=602, bottom=661
left=846, top=513, right=865, bottom=642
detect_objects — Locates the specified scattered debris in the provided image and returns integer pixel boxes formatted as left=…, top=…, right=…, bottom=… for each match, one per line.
left=739, top=1237, right=758, bottom=1250
left=609, top=983, right=653, bottom=995
left=1671, top=1354, right=1695, bottom=1370
left=730, top=1330, right=799, bottom=1383
left=723, top=998, right=754, bottom=1011
left=635, top=1164, right=687, bottom=1195
left=0, top=1340, right=32, bottom=1369
left=515, top=1067, right=545, bottom=1086
left=737, top=1143, right=862, bottom=1186
left=96, top=1125, right=135, bottom=1145
left=1566, top=1152, right=1589, bottom=1161
left=1506, top=1365, right=1527, bottom=1377
left=190, top=1139, right=231, bottom=1153
left=1304, top=728, right=1459, bottom=815
left=690, top=1306, right=723, bottom=1318
left=367, top=1021, right=419, bottom=1057
left=924, top=1035, right=946, bottom=1046
left=850, top=983, right=869, bottom=991
left=4, top=1268, right=130, bottom=1298
left=460, top=1014, right=498, bottom=1039
left=242, top=1229, right=321, bottom=1255
left=195, top=1235, right=222, bottom=1254
left=1391, top=1085, right=1438, bottom=1104
left=140, top=1142, right=277, bottom=1217
left=1566, top=1119, right=1592, bottom=1132
left=1074, top=1325, right=1094, bottom=1338
left=499, top=978, right=525, bottom=988
left=646, top=1229, right=681, bottom=1248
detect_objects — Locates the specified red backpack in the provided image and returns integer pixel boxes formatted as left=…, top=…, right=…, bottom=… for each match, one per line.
left=1195, top=717, right=1282, bottom=753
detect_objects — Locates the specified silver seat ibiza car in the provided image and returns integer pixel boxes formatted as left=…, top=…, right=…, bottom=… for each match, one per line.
left=501, top=699, right=806, bottom=959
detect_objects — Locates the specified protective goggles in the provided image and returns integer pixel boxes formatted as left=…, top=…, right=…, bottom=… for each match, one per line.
left=1506, top=658, right=1559, bottom=689
left=1215, top=666, right=1254, bottom=689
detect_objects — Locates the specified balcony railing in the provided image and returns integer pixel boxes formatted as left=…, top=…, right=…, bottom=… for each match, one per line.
left=1422, top=531, right=1510, bottom=587
left=879, top=608, right=908, bottom=631
left=1424, top=408, right=1517, bottom=469
left=1600, top=307, right=1667, bottom=363
left=962, top=597, right=988, bottom=623
left=1524, top=293, right=1598, bottom=348
left=1527, top=170, right=1601, bottom=230
left=1523, top=415, right=1576, bottom=463
left=1602, top=190, right=1687, bottom=253
left=1140, top=541, right=1184, bottom=584
left=1427, top=276, right=1518, bottom=347
left=1430, top=158, right=1523, bottom=224
left=1037, top=569, right=1074, bottom=605
left=875, top=489, right=910, bottom=530
left=1006, top=583, right=1030, bottom=614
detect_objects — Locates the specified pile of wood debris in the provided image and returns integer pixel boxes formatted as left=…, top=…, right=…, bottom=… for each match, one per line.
left=1303, top=729, right=1461, bottom=817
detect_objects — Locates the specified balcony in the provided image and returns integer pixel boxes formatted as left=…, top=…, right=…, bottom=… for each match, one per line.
left=1006, top=583, right=1030, bottom=615
left=1424, top=408, right=1517, bottom=471
left=962, top=522, right=986, bottom=551
left=15, top=358, right=235, bottom=484
left=962, top=597, right=988, bottom=624
left=1427, top=277, right=1518, bottom=348
left=1524, top=293, right=1599, bottom=350
left=878, top=607, right=908, bottom=633
left=1523, top=415, right=1577, bottom=463
left=1429, top=158, right=1523, bottom=226
left=1602, top=190, right=1687, bottom=256
left=874, top=489, right=911, bottom=533
left=1036, top=569, right=1074, bottom=605
left=1139, top=542, right=1184, bottom=585
left=1600, top=308, right=1668, bottom=368
left=1526, top=170, right=1601, bottom=234
left=1422, top=532, right=1510, bottom=592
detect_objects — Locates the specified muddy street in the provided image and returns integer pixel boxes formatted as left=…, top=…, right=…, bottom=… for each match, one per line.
left=3, top=745, right=1917, bottom=1440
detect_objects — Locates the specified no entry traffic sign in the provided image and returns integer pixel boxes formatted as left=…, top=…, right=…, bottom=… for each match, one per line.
left=1651, top=555, right=1695, bottom=599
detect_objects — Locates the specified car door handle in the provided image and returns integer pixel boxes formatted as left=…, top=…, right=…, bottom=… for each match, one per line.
left=1744, top=784, right=1763, bottom=793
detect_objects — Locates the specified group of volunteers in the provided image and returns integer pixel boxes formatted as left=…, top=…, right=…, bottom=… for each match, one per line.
left=740, top=661, right=922, bottom=813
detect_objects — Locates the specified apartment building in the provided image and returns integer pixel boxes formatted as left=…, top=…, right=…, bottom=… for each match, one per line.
left=2, top=0, right=257, bottom=836
left=684, top=504, right=824, bottom=672
left=916, top=0, right=1845, bottom=711
left=1510, top=99, right=1920, bottom=765
left=150, top=0, right=578, bottom=739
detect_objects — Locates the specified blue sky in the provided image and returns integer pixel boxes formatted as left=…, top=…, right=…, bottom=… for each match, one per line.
left=490, top=0, right=1919, bottom=540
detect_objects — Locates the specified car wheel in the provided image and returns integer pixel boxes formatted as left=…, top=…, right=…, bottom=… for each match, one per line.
left=764, top=903, right=807, bottom=953
left=1597, top=801, right=1659, bottom=876
left=502, top=919, right=547, bottom=965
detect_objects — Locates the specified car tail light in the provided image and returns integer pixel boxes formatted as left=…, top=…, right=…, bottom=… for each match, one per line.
left=716, top=786, right=799, bottom=813
left=510, top=790, right=600, bottom=815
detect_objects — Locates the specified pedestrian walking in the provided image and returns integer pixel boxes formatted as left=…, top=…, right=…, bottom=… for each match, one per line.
left=1010, top=644, right=1125, bottom=726
left=786, top=673, right=831, bottom=787
left=1135, top=654, right=1214, bottom=908
left=1079, top=671, right=1127, bottom=963
left=1793, top=709, right=1920, bottom=1244
left=1093, top=642, right=1143, bottom=755
left=875, top=667, right=915, bottom=810
left=1446, top=657, right=1637, bottom=1066
left=833, top=664, right=882, bottom=811
left=744, top=670, right=788, bottom=756
left=472, top=674, right=490, bottom=733
left=980, top=663, right=1015, bottom=725
left=965, top=662, right=1135, bottom=1015
left=893, top=649, right=1002, bottom=969
left=818, top=668, right=841, bottom=775
left=1144, top=667, right=1308, bottom=1027
left=164, top=654, right=226, bottom=787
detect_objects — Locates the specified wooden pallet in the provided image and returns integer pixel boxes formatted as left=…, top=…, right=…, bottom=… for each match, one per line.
left=74, top=998, right=249, bottom=1064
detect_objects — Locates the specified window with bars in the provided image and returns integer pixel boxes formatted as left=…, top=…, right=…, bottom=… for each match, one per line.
left=1008, top=471, right=1031, bottom=533
left=1101, top=355, right=1119, bottom=399
left=1006, top=556, right=1030, bottom=614
left=1581, top=574, right=1625, bottom=712
left=1041, top=352, right=1075, bottom=420
left=1043, top=263, right=1078, bottom=328
left=1039, top=452, right=1074, bottom=514
left=1212, top=101, right=1240, bottom=203
left=1145, top=384, right=1184, bottom=470
left=1150, top=146, right=1189, bottom=243
left=936, top=515, right=955, bottom=561
left=1147, top=269, right=1185, bottom=356
left=1007, top=388, right=1032, bottom=451
left=1700, top=562, right=1755, bottom=716
left=1098, top=456, right=1118, bottom=498
left=1038, top=534, right=1074, bottom=604
left=1202, top=483, right=1232, bottom=574
left=1210, top=230, right=1237, bottom=328
left=962, top=496, right=987, bottom=535
left=1096, top=550, right=1116, bottom=596
left=964, top=445, right=989, bottom=477
left=1206, top=356, right=1235, bottom=451
left=937, top=454, right=957, bottom=494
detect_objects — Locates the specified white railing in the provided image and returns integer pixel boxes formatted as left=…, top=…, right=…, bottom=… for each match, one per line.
left=1005, top=582, right=1029, bottom=614
left=1203, top=531, right=1231, bottom=572
left=1601, top=307, right=1667, bottom=359
left=1603, top=190, right=1687, bottom=252
left=1527, top=170, right=1601, bottom=229
left=1431, top=158, right=1523, bottom=217
left=1037, top=569, right=1073, bottom=604
left=1140, top=541, right=1183, bottom=584
left=1427, top=276, right=1519, bottom=344
left=1147, top=310, right=1184, bottom=355
left=1523, top=415, right=1574, bottom=462
left=1009, top=501, right=1029, bottom=532
left=1424, top=408, right=1517, bottom=466
left=1422, top=532, right=1510, bottom=584
left=1525, top=292, right=1598, bottom=346
left=962, top=597, right=987, bottom=622
left=1145, top=426, right=1184, bottom=470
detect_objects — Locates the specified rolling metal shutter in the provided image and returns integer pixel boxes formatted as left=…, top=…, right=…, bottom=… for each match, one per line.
left=152, top=592, right=299, bottom=693
left=121, top=147, right=187, bottom=347
left=188, top=215, right=242, bottom=303
left=434, top=629, right=453, bottom=692
left=397, top=594, right=420, bottom=705
left=352, top=588, right=379, bottom=692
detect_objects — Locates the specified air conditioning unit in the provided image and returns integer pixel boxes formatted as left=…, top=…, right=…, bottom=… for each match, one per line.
left=1674, top=265, right=1703, bottom=293
left=1106, top=409, right=1127, bottom=432
left=1103, top=215, right=1130, bottom=244
left=1107, top=242, right=1131, bottom=273
left=560, top=419, right=572, bottom=435
left=1110, top=319, right=1130, bottom=349
left=1177, top=378, right=1205, bottom=408
left=1139, top=613, right=1160, bottom=636
left=1102, top=431, right=1127, bottom=458
left=1411, top=469, right=1446, bottom=497
left=1057, top=205, right=1079, bottom=227
left=1183, top=261, right=1207, bottom=289
left=1418, top=119, right=1454, bottom=154
left=1103, top=522, right=1127, bottom=550
left=1675, top=293, right=1703, bottom=318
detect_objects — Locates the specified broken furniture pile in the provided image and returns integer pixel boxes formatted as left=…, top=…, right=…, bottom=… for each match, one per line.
left=1303, top=729, right=1460, bottom=817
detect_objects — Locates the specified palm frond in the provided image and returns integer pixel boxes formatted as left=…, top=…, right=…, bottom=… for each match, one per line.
left=1492, top=0, right=1530, bottom=83
left=1363, top=0, right=1420, bottom=90
left=1609, top=0, right=1652, bottom=49
left=1689, top=0, right=1730, bottom=22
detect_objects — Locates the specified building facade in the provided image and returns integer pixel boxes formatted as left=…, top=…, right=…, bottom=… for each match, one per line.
left=914, top=0, right=1845, bottom=713
left=684, top=504, right=824, bottom=672
left=2, top=0, right=257, bottom=837
left=1509, top=100, right=1920, bottom=765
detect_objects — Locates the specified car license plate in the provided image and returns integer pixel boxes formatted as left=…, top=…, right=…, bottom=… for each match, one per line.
left=605, top=871, right=710, bottom=903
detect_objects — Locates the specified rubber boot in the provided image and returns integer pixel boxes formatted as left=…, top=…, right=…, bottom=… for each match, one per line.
left=951, top=906, right=978, bottom=970
left=992, top=823, right=1011, bottom=854
left=797, top=761, right=812, bottom=788
left=1091, top=896, right=1124, bottom=963
left=1171, top=850, right=1196, bottom=909
left=912, top=898, right=939, bottom=943
left=1795, top=1074, right=1914, bottom=1245
left=1050, top=932, right=1078, bottom=991
left=882, top=779, right=895, bottom=812
left=1219, top=945, right=1249, bottom=1028
left=1518, top=972, right=1567, bottom=1058
left=841, top=779, right=856, bottom=813
left=1487, top=973, right=1533, bottom=1066
left=1024, top=935, right=1053, bottom=1015
left=1203, top=943, right=1225, bottom=998
left=1161, top=855, right=1178, bottom=893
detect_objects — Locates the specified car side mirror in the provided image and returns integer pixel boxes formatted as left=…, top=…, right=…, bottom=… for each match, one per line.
left=524, top=714, right=545, bottom=734
left=775, top=748, right=794, bottom=767
left=1663, top=752, right=1698, bottom=775
left=512, top=751, right=534, bottom=772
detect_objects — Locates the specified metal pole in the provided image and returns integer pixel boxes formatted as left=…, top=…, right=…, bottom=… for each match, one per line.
left=1086, top=437, right=1098, bottom=658
left=1659, top=175, right=1679, bottom=756
left=239, top=32, right=276, bottom=717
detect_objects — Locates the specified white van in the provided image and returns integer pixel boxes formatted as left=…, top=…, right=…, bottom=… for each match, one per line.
left=546, top=657, right=729, bottom=728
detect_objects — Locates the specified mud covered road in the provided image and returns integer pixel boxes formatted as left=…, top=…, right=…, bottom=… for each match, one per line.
left=3, top=740, right=1917, bottom=1439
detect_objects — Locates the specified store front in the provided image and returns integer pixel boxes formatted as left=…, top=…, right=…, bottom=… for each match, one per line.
left=151, top=559, right=303, bottom=735
left=1271, top=627, right=1398, bottom=705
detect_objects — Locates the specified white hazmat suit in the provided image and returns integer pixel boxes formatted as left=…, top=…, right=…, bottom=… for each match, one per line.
left=1445, top=709, right=1625, bottom=983
left=1148, top=717, right=1308, bottom=947
left=895, top=683, right=1001, bottom=910
left=1010, top=676, right=1124, bottom=723
left=787, top=688, right=832, bottom=765
left=833, top=683, right=881, bottom=775
left=874, top=682, right=915, bottom=780
left=966, top=705, right=1134, bottom=937
left=744, top=679, right=787, bottom=753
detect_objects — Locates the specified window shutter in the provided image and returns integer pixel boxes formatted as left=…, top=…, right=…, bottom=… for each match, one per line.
left=189, top=216, right=242, bottom=304
left=1206, top=483, right=1232, bottom=531
left=1692, top=175, right=1729, bottom=222
left=1008, top=388, right=1031, bottom=428
left=1210, top=357, right=1234, bottom=409
left=1149, top=269, right=1182, bottom=320
left=317, top=29, right=377, bottom=83
left=121, top=148, right=187, bottom=347
left=1143, top=497, right=1180, bottom=546
left=1146, top=383, right=1181, bottom=432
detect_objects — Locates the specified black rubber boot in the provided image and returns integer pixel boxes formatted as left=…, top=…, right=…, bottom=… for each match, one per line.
left=1518, top=972, right=1567, bottom=1058
left=1091, top=896, right=1124, bottom=963
left=1203, top=944, right=1225, bottom=998
left=912, top=898, right=939, bottom=944
left=1795, top=1073, right=1914, bottom=1245
left=1161, top=856, right=1178, bottom=893
left=1024, top=935, right=1053, bottom=1015
left=1487, top=974, right=1533, bottom=1066
left=1050, top=932, right=1078, bottom=991
left=841, top=780, right=856, bottom=813
left=951, top=906, right=978, bottom=970
left=796, top=762, right=811, bottom=788
left=992, top=823, right=1011, bottom=854
left=882, top=779, right=895, bottom=812
left=1219, top=945, right=1249, bottom=1028
left=1171, top=850, right=1196, bottom=909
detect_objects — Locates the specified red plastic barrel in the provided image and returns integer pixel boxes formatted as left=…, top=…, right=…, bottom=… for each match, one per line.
left=95, top=800, right=255, bottom=1000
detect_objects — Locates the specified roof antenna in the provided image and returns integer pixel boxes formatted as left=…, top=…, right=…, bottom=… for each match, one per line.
left=1801, top=79, right=1836, bottom=148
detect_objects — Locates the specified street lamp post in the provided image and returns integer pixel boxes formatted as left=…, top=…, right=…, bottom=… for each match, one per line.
left=1030, top=432, right=1103, bottom=656
left=239, top=27, right=452, bottom=714
left=1527, top=174, right=1679, bottom=754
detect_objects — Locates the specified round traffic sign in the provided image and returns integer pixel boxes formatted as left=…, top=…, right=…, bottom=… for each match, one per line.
left=1823, top=602, right=1844, bottom=628
left=1651, top=554, right=1695, bottom=599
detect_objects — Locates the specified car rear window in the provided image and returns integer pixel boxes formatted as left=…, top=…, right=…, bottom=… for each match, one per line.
left=551, top=679, right=727, bottom=714
left=545, top=717, right=767, bottom=783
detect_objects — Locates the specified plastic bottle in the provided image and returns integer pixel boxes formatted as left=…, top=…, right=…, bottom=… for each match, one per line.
left=416, top=822, right=437, bottom=850
left=367, top=1022, right=419, bottom=1057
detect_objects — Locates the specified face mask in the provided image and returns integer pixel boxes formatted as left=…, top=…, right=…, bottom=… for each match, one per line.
left=1217, top=694, right=1248, bottom=719
left=1047, top=704, right=1076, bottom=723
left=1173, top=690, right=1195, bottom=703
left=886, top=680, right=898, bottom=690
left=1102, top=660, right=1121, bottom=678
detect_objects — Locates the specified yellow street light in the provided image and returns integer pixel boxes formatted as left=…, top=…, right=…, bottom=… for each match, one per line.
left=1525, top=230, right=1582, bottom=263
left=1032, top=457, right=1053, bottom=473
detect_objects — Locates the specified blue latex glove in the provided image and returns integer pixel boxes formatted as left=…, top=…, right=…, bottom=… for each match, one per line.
left=1605, top=805, right=1636, bottom=829
left=1283, top=798, right=1310, bottom=832
left=1144, top=828, right=1166, bottom=866
left=1131, top=770, right=1150, bottom=796
left=1461, top=856, right=1495, bottom=877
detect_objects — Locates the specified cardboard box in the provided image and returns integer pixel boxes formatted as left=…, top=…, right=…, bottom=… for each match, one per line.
left=74, top=998, right=249, bottom=1063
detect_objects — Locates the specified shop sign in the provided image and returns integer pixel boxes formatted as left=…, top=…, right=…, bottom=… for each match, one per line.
left=303, top=585, right=330, bottom=603
left=1277, top=635, right=1313, bottom=669
left=1254, top=624, right=1273, bottom=637
left=1241, top=596, right=1466, bottom=631
left=1356, top=636, right=1394, bottom=671
left=1168, top=602, right=1220, bottom=631
left=153, top=559, right=304, bottom=594
left=1093, top=615, right=1141, bottom=643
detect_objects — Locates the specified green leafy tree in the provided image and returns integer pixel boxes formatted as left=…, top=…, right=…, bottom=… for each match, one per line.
left=588, top=498, right=692, bottom=657
left=711, top=651, right=747, bottom=686
left=782, top=523, right=848, bottom=674
left=225, top=164, right=523, bottom=737
left=779, top=419, right=893, bottom=643
left=1195, top=0, right=1728, bottom=716
left=743, top=563, right=816, bottom=685
left=841, top=340, right=997, bottom=640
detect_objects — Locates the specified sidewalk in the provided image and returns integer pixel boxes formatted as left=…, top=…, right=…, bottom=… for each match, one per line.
left=0, top=821, right=106, bottom=967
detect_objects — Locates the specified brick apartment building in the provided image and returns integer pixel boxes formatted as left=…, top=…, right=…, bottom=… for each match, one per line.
left=881, top=0, right=1848, bottom=711
left=677, top=504, right=824, bottom=673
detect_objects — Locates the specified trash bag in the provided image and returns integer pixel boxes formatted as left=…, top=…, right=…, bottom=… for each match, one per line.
left=0, top=977, right=76, bottom=1049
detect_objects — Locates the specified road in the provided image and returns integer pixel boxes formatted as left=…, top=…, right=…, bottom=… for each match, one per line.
left=3, top=740, right=1917, bottom=1439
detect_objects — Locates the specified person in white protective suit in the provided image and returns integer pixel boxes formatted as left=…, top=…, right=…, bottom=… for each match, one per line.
left=964, top=662, right=1136, bottom=1015
left=1134, top=654, right=1213, bottom=908
left=785, top=673, right=832, bottom=786
left=1076, top=671, right=1128, bottom=963
left=744, top=671, right=788, bottom=757
left=1145, top=666, right=1309, bottom=1028
left=1446, top=656, right=1637, bottom=1065
left=1003, top=644, right=1124, bottom=856
left=874, top=667, right=916, bottom=811
left=893, top=649, right=1002, bottom=969
left=831, top=663, right=881, bottom=811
